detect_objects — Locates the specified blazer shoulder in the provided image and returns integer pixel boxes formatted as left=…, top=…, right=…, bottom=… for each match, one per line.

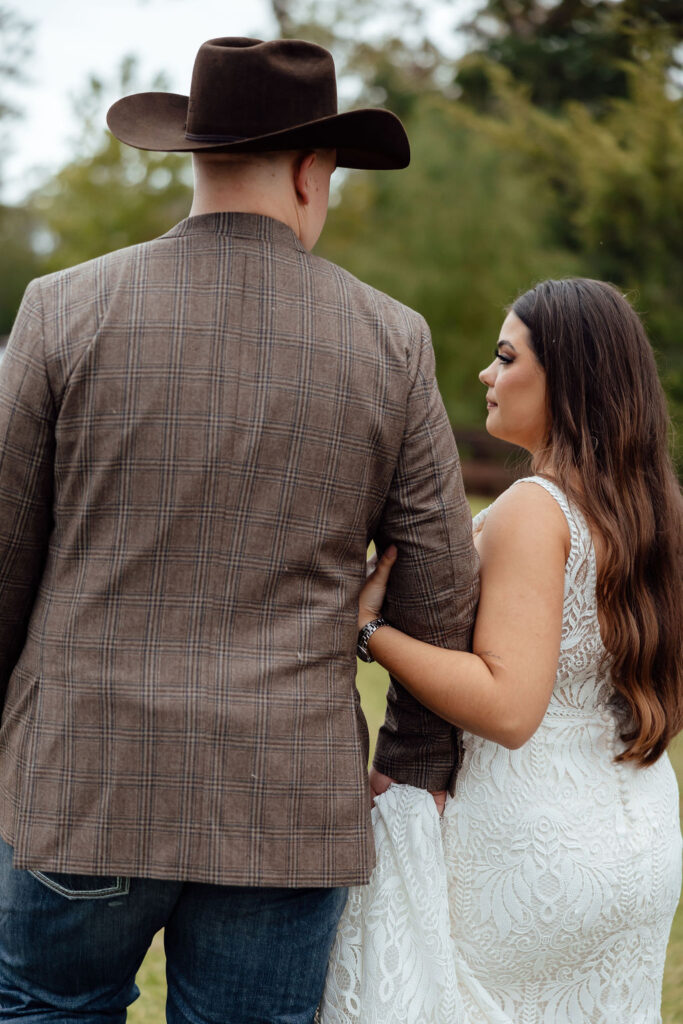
left=22, top=239, right=161, bottom=393
left=32, top=237, right=158, bottom=297
left=308, top=252, right=428, bottom=338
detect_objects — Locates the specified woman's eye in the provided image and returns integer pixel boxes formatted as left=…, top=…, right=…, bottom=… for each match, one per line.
left=495, top=350, right=513, bottom=364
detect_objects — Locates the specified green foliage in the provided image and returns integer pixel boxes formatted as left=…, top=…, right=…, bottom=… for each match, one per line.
left=319, top=95, right=579, bottom=426
left=271, top=0, right=455, bottom=119
left=0, top=5, right=36, bottom=332
left=454, top=52, right=683, bottom=461
left=0, top=203, right=40, bottom=333
left=0, top=5, right=32, bottom=131
left=457, top=0, right=683, bottom=112
left=28, top=135, right=191, bottom=275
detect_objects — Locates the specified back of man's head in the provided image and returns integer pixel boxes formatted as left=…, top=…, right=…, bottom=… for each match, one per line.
left=190, top=147, right=337, bottom=250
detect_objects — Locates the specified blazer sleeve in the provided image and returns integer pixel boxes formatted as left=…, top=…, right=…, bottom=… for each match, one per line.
left=0, top=279, right=55, bottom=706
left=372, top=317, right=479, bottom=793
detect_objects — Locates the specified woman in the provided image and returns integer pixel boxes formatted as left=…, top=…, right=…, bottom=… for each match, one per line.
left=319, top=279, right=683, bottom=1023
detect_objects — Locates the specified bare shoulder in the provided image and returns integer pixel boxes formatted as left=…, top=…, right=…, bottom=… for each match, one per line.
left=477, top=480, right=571, bottom=563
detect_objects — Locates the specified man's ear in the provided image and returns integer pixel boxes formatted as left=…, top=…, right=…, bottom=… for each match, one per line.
left=293, top=151, right=317, bottom=205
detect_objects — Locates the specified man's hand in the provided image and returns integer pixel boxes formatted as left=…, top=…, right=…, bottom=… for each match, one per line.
left=430, top=789, right=447, bottom=816
left=369, top=767, right=447, bottom=815
left=368, top=767, right=395, bottom=805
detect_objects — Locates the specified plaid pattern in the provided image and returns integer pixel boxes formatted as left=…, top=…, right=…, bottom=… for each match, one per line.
left=0, top=213, right=478, bottom=886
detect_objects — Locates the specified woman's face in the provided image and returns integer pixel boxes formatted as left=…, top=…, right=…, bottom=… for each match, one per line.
left=478, top=310, right=550, bottom=454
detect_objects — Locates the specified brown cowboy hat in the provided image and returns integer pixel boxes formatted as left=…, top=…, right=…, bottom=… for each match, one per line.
left=106, top=36, right=410, bottom=170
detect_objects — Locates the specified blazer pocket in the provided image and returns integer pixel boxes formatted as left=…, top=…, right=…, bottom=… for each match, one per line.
left=28, top=870, right=130, bottom=901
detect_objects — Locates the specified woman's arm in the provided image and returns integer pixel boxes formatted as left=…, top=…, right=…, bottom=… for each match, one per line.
left=361, top=482, right=570, bottom=749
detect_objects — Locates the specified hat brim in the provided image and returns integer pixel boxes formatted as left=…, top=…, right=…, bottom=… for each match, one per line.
left=106, top=92, right=410, bottom=170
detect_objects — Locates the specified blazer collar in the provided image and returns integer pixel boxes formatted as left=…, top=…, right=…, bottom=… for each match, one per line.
left=161, top=211, right=307, bottom=251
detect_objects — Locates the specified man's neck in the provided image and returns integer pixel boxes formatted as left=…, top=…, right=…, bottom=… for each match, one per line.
left=188, top=149, right=332, bottom=251
left=188, top=183, right=303, bottom=240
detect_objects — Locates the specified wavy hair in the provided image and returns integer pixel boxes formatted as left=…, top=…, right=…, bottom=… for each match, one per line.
left=512, top=278, right=683, bottom=766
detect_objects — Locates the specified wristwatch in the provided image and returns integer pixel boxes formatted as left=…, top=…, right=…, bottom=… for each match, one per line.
left=357, top=617, right=388, bottom=663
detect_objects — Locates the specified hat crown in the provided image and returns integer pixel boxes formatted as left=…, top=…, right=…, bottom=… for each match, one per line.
left=185, top=37, right=338, bottom=141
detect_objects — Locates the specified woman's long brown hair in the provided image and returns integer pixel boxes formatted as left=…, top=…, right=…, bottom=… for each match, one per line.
left=512, top=278, right=683, bottom=766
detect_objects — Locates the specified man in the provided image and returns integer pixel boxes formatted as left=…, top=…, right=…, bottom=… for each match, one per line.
left=0, top=37, right=478, bottom=1023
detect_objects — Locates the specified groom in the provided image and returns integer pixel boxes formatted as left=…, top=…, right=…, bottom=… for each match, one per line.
left=0, top=36, right=478, bottom=1023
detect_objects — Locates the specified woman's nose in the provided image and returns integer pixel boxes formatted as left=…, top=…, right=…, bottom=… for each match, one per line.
left=479, top=361, right=495, bottom=386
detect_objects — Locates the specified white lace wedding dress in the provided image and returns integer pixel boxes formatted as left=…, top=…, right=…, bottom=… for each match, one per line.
left=319, top=477, right=682, bottom=1024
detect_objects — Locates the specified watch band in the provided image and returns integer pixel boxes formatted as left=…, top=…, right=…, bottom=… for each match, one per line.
left=357, top=616, right=388, bottom=663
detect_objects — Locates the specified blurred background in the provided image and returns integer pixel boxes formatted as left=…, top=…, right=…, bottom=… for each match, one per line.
left=0, top=1, right=681, bottom=1018
left=0, top=0, right=681, bottom=481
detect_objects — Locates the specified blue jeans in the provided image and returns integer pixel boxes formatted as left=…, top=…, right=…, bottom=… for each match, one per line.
left=0, top=838, right=347, bottom=1023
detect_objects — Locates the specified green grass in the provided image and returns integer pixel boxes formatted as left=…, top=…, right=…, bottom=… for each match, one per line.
left=129, top=931, right=165, bottom=1024
left=663, top=732, right=683, bottom=1024
left=129, top=494, right=683, bottom=1021
left=468, top=494, right=491, bottom=517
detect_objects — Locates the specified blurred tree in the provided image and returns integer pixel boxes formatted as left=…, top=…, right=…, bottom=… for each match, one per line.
left=0, top=5, right=31, bottom=119
left=0, top=6, right=38, bottom=334
left=27, top=57, right=192, bottom=275
left=270, top=0, right=456, bottom=118
left=0, top=204, right=41, bottom=334
left=457, top=0, right=683, bottom=111
left=456, top=50, right=683, bottom=461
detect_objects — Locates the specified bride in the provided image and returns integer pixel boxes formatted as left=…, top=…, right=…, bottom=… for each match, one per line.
left=319, top=278, right=683, bottom=1023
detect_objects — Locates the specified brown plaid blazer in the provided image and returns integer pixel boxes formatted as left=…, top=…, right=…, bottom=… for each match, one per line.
left=0, top=212, right=478, bottom=886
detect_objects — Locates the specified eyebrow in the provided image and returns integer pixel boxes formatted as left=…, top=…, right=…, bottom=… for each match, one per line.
left=497, top=340, right=517, bottom=352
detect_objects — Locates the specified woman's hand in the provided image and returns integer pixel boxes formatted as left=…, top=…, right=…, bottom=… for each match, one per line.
left=358, top=545, right=397, bottom=629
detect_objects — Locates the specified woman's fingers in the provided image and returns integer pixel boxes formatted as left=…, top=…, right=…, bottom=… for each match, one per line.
left=366, top=546, right=397, bottom=601
left=374, top=545, right=397, bottom=581
left=359, top=546, right=398, bottom=625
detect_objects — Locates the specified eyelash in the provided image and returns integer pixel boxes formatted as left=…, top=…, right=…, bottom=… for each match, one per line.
left=495, top=350, right=513, bottom=364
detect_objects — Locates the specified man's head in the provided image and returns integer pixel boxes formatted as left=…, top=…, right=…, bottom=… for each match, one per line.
left=107, top=36, right=407, bottom=247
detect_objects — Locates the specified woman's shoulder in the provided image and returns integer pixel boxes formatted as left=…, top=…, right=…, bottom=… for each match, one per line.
left=474, top=477, right=571, bottom=559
